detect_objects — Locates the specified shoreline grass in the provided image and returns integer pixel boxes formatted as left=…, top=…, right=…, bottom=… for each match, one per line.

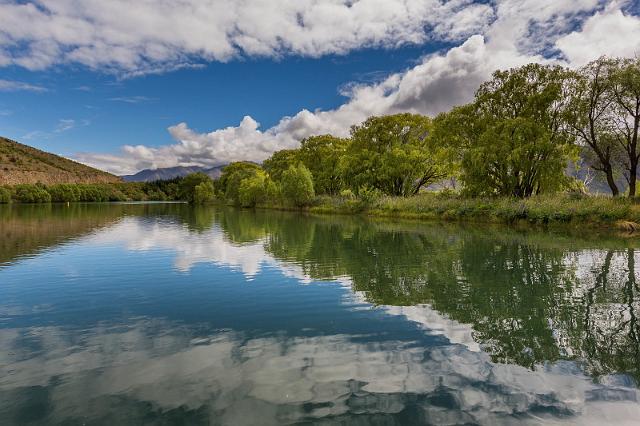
left=4, top=187, right=640, bottom=233
left=284, top=193, right=640, bottom=232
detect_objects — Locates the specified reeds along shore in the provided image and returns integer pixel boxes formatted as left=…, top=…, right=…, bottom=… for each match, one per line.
left=3, top=182, right=640, bottom=232
left=302, top=193, right=640, bottom=231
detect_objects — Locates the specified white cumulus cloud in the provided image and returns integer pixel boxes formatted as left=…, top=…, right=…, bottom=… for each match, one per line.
left=66, top=1, right=640, bottom=175
left=555, top=2, right=640, bottom=65
left=0, top=0, right=495, bottom=73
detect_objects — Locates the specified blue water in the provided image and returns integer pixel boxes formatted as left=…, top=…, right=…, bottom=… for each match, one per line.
left=0, top=204, right=639, bottom=425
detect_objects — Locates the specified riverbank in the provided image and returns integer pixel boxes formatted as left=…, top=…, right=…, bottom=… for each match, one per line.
left=3, top=186, right=640, bottom=232
left=292, top=193, right=640, bottom=232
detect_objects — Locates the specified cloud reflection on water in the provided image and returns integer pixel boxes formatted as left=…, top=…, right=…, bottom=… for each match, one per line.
left=2, top=318, right=639, bottom=425
left=1, top=213, right=640, bottom=424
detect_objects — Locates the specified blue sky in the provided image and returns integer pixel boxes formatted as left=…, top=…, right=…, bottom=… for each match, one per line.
left=0, top=1, right=639, bottom=174
left=0, top=44, right=439, bottom=156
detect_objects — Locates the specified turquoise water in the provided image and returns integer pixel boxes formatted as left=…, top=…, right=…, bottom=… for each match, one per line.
left=0, top=203, right=639, bottom=425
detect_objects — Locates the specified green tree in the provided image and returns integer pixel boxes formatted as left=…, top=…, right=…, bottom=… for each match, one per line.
left=436, top=64, right=575, bottom=197
left=193, top=180, right=215, bottom=204
left=217, top=162, right=263, bottom=205
left=238, top=170, right=272, bottom=207
left=608, top=57, right=640, bottom=197
left=145, top=177, right=182, bottom=200
left=297, top=135, right=349, bottom=195
left=340, top=113, right=449, bottom=196
left=281, top=163, right=315, bottom=207
left=262, top=149, right=299, bottom=182
left=178, top=172, right=214, bottom=204
left=564, top=58, right=623, bottom=196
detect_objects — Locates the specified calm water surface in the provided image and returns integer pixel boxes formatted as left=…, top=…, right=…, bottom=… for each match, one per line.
left=1, top=203, right=639, bottom=425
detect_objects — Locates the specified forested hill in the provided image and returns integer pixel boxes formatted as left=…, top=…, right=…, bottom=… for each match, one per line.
left=0, top=137, right=120, bottom=185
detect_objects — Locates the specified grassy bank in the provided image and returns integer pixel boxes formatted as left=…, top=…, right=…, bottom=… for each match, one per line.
left=302, top=193, right=640, bottom=231
left=4, top=182, right=640, bottom=232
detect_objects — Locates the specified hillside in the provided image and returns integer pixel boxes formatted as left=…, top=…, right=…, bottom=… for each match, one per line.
left=0, top=137, right=120, bottom=185
left=122, top=165, right=224, bottom=182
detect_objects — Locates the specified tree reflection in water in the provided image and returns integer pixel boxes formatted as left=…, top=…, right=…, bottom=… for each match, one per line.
left=1, top=204, right=640, bottom=424
left=215, top=209, right=640, bottom=382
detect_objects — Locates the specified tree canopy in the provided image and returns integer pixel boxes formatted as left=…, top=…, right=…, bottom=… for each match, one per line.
left=281, top=163, right=315, bottom=207
left=217, top=162, right=263, bottom=205
left=297, top=135, right=349, bottom=195
left=434, top=64, right=576, bottom=197
left=9, top=58, right=624, bottom=208
left=564, top=58, right=623, bottom=196
left=608, top=57, right=640, bottom=197
left=178, top=172, right=214, bottom=204
left=340, top=113, right=450, bottom=196
left=262, top=150, right=299, bottom=183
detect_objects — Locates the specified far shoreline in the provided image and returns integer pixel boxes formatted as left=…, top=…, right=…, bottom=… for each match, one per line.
left=3, top=193, right=640, bottom=235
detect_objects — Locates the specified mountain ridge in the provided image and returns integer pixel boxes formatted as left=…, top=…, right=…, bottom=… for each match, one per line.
left=121, top=165, right=225, bottom=182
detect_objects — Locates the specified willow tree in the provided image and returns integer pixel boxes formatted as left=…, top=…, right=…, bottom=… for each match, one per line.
left=297, top=135, right=349, bottom=195
left=281, top=163, right=315, bottom=207
left=217, top=162, right=263, bottom=205
left=262, top=149, right=299, bottom=182
left=339, top=113, right=450, bottom=196
left=434, top=64, right=575, bottom=198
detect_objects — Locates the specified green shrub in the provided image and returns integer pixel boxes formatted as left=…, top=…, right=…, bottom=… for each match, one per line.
left=13, top=184, right=51, bottom=203
left=342, top=186, right=382, bottom=212
left=0, top=186, right=11, bottom=203
left=48, top=184, right=81, bottom=202
left=281, top=163, right=315, bottom=207
left=340, top=189, right=355, bottom=199
left=145, top=189, right=168, bottom=201
left=144, top=178, right=181, bottom=200
left=357, top=186, right=381, bottom=206
left=436, top=187, right=458, bottom=198
left=77, top=185, right=113, bottom=202
left=114, top=183, right=146, bottom=201
left=4, top=180, right=185, bottom=204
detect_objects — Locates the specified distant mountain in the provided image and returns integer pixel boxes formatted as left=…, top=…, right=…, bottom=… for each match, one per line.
left=0, top=136, right=120, bottom=185
left=122, top=165, right=225, bottom=182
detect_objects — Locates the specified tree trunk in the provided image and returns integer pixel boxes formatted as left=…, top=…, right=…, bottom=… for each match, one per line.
left=605, top=165, right=620, bottom=196
left=629, top=114, right=640, bottom=198
left=629, top=157, right=638, bottom=198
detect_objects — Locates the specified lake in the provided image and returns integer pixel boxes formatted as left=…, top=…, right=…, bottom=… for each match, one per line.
left=1, top=203, right=639, bottom=425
